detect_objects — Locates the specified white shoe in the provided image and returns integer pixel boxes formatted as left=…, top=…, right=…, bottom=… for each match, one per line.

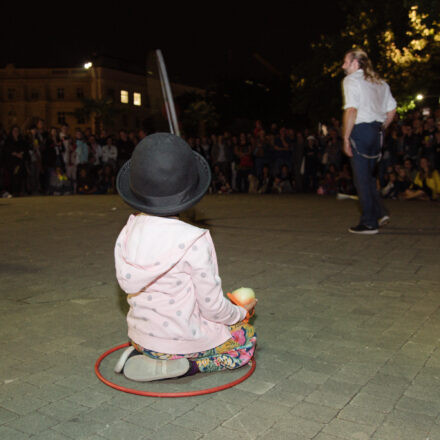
left=123, top=356, right=190, bottom=382
left=114, top=346, right=136, bottom=373
left=378, top=215, right=390, bottom=227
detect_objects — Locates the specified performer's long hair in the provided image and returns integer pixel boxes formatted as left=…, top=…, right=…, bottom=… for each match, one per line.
left=346, top=48, right=382, bottom=84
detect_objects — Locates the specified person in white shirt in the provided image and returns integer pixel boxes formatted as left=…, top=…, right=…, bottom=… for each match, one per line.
left=101, top=136, right=118, bottom=168
left=341, top=48, right=397, bottom=234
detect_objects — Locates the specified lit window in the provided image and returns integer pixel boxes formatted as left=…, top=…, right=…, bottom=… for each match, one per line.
left=120, top=90, right=129, bottom=104
left=133, top=92, right=141, bottom=106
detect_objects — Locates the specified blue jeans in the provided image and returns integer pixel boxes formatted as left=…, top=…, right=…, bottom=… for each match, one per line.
left=350, top=122, right=388, bottom=228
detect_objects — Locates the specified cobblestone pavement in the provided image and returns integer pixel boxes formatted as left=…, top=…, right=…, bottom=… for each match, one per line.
left=1, top=194, right=440, bottom=440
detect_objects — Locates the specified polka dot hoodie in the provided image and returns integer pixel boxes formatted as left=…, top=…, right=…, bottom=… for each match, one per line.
left=115, top=214, right=247, bottom=354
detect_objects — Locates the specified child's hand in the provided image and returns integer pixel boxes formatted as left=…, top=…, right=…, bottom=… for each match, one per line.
left=243, top=298, right=258, bottom=314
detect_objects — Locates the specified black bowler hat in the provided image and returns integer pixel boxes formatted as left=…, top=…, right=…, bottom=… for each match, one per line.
left=116, top=133, right=211, bottom=216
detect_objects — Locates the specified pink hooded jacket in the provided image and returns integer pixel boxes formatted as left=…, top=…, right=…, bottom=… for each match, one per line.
left=115, top=214, right=247, bottom=354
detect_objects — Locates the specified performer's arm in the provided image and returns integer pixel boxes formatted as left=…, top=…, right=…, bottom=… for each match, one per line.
left=342, top=107, right=357, bottom=157
left=383, top=108, right=396, bottom=130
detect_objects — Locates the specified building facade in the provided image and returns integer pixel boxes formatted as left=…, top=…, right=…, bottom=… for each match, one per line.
left=0, top=63, right=203, bottom=133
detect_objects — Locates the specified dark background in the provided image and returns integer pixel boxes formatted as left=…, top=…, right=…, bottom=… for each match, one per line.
left=1, top=4, right=344, bottom=86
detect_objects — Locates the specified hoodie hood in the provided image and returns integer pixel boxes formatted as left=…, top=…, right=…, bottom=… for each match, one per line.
left=115, top=214, right=207, bottom=294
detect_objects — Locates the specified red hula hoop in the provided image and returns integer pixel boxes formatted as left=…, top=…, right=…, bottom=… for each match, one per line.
left=95, top=342, right=256, bottom=398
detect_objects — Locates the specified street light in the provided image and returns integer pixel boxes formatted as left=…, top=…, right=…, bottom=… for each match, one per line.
left=84, top=62, right=93, bottom=70
left=416, top=94, right=424, bottom=101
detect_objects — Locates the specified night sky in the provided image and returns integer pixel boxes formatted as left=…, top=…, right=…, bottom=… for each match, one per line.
left=2, top=4, right=344, bottom=86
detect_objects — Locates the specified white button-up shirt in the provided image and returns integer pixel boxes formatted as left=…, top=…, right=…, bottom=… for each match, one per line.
left=343, top=69, right=396, bottom=124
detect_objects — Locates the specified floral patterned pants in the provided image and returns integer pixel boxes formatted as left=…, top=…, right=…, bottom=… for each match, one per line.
left=131, top=322, right=256, bottom=373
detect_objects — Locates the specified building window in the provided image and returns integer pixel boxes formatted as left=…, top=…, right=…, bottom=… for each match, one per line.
left=7, top=88, right=15, bottom=100
left=120, top=90, right=129, bottom=104
left=57, top=88, right=65, bottom=99
left=30, top=90, right=39, bottom=100
left=133, top=92, right=141, bottom=106
left=76, top=88, right=84, bottom=98
left=57, top=112, right=66, bottom=125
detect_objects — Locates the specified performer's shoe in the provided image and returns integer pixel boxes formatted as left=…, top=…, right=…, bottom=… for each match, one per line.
left=348, top=224, right=379, bottom=235
left=123, top=356, right=190, bottom=382
left=378, top=215, right=390, bottom=227
left=114, top=346, right=137, bottom=373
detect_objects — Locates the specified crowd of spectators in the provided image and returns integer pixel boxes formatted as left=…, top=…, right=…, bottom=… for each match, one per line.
left=1, top=108, right=440, bottom=202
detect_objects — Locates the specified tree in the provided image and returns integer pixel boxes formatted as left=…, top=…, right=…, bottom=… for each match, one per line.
left=291, top=1, right=440, bottom=123
left=176, top=92, right=219, bottom=137
left=71, top=98, right=120, bottom=132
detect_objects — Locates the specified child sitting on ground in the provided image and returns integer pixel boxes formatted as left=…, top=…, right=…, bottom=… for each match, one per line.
left=113, top=133, right=257, bottom=381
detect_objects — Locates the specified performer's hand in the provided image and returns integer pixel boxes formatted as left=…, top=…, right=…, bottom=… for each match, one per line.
left=343, top=139, right=353, bottom=157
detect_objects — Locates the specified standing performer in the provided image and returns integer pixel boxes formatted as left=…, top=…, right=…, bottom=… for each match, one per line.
left=341, top=48, right=396, bottom=234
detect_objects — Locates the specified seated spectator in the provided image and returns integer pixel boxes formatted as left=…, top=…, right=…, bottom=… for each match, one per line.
left=336, top=163, right=355, bottom=195
left=273, top=165, right=293, bottom=193
left=96, top=164, right=116, bottom=194
left=394, top=168, right=411, bottom=198
left=381, top=172, right=397, bottom=199
left=48, top=166, right=72, bottom=195
left=210, top=165, right=232, bottom=194
left=403, top=158, right=417, bottom=181
left=404, top=157, right=440, bottom=200
left=258, top=165, right=273, bottom=194
left=77, top=166, right=98, bottom=195
left=317, top=171, right=337, bottom=196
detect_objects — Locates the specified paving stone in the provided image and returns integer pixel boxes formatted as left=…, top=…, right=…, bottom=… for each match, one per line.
left=98, top=420, right=147, bottom=440
left=85, top=402, right=130, bottom=424
left=202, top=426, right=248, bottom=440
left=173, top=410, right=224, bottom=434
left=396, top=395, right=440, bottom=417
left=194, top=397, right=241, bottom=421
left=337, top=404, right=386, bottom=426
left=305, top=390, right=353, bottom=410
left=256, top=428, right=308, bottom=439
left=0, top=395, right=48, bottom=415
left=5, top=411, right=58, bottom=435
left=222, top=411, right=274, bottom=438
left=291, top=368, right=330, bottom=384
left=271, top=414, right=323, bottom=438
left=38, top=399, right=90, bottom=421
left=153, top=423, right=203, bottom=440
left=0, top=406, right=19, bottom=424
left=66, top=388, right=112, bottom=408
left=372, top=423, right=429, bottom=440
left=384, top=408, right=435, bottom=432
left=51, top=414, right=108, bottom=439
left=107, top=393, right=153, bottom=411
left=290, top=402, right=338, bottom=424
left=30, top=430, right=73, bottom=440
left=323, top=418, right=376, bottom=439
left=350, top=392, right=396, bottom=413
left=0, top=425, right=30, bottom=440
left=258, top=387, right=305, bottom=407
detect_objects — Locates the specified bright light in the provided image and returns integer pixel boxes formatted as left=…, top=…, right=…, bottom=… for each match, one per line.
left=133, top=93, right=141, bottom=106
left=416, top=94, right=424, bottom=101
left=120, top=90, right=129, bottom=104
left=84, top=62, right=93, bottom=70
